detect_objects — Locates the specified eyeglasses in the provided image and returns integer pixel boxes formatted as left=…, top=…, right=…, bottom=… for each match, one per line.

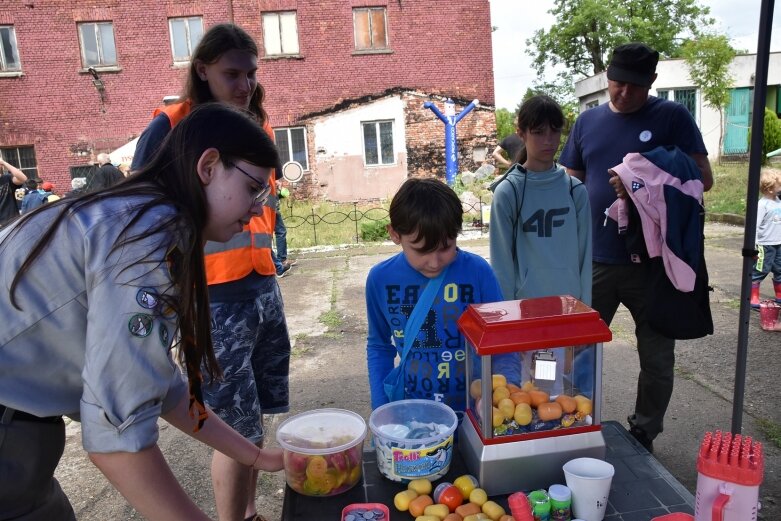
left=226, top=161, right=271, bottom=207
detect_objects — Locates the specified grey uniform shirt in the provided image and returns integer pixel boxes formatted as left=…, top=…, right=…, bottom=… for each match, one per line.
left=0, top=195, right=187, bottom=453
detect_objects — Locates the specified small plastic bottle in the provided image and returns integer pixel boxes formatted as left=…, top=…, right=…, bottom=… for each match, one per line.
left=527, top=489, right=552, bottom=521
left=548, top=484, right=572, bottom=520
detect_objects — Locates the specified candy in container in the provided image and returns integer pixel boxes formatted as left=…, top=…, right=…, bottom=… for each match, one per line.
left=276, top=408, right=367, bottom=496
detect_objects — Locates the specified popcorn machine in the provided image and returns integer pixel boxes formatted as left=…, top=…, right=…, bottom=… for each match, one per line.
left=456, top=295, right=612, bottom=495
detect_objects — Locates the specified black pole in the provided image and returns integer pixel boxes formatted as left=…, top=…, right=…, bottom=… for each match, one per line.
left=732, top=0, right=776, bottom=434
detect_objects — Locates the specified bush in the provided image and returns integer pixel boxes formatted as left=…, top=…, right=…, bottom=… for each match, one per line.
left=763, top=107, right=781, bottom=163
left=360, top=219, right=390, bottom=241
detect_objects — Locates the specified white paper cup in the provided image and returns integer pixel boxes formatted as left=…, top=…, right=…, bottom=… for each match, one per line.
left=562, top=457, right=615, bottom=521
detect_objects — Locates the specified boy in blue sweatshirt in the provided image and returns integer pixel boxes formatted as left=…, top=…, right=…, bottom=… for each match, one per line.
left=366, top=178, right=511, bottom=414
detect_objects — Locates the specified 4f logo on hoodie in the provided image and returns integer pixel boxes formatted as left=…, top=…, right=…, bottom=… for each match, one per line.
left=522, top=207, right=570, bottom=237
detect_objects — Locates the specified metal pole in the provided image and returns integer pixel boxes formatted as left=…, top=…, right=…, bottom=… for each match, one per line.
left=731, top=0, right=775, bottom=434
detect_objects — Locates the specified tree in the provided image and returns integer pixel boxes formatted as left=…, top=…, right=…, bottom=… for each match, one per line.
left=761, top=108, right=781, bottom=164
left=495, top=108, right=515, bottom=141
left=682, top=34, right=736, bottom=164
left=527, top=0, right=714, bottom=77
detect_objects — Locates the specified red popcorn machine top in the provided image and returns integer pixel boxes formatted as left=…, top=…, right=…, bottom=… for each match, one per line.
left=456, top=295, right=612, bottom=495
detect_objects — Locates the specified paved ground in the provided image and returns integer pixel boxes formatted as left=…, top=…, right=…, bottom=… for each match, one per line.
left=57, top=222, right=780, bottom=520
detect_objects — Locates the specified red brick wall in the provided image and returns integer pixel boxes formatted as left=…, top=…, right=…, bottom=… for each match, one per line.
left=0, top=0, right=494, bottom=193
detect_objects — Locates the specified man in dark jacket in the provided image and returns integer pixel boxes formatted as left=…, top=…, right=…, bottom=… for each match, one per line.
left=87, top=153, right=124, bottom=192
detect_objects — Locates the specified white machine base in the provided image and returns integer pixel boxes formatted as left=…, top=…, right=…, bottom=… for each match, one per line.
left=458, top=419, right=607, bottom=496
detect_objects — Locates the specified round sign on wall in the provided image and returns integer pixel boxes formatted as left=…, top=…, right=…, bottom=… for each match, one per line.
left=282, top=161, right=304, bottom=183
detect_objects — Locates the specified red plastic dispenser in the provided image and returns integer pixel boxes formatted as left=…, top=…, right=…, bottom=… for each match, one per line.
left=457, top=296, right=612, bottom=495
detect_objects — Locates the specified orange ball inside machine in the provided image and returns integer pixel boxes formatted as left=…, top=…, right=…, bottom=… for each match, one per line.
left=456, top=295, right=612, bottom=495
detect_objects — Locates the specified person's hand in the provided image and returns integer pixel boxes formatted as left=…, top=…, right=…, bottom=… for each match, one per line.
left=608, top=169, right=627, bottom=199
left=252, top=447, right=284, bottom=472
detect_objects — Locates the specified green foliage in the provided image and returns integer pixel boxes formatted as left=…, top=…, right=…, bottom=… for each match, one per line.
left=359, top=219, right=390, bottom=242
left=495, top=108, right=515, bottom=141
left=762, top=108, right=781, bottom=163
left=527, top=0, right=714, bottom=77
left=682, top=35, right=735, bottom=111
left=682, top=34, right=736, bottom=162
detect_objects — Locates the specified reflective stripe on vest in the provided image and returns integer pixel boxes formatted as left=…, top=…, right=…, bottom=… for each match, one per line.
left=152, top=100, right=278, bottom=283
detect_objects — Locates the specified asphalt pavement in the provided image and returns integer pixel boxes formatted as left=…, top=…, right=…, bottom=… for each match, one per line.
left=57, top=221, right=780, bottom=520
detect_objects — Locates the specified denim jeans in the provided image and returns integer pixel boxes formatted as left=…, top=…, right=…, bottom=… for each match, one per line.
left=592, top=262, right=675, bottom=440
left=274, top=208, right=287, bottom=262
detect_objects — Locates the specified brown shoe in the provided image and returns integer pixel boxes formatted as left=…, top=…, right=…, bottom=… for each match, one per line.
left=282, top=258, right=297, bottom=268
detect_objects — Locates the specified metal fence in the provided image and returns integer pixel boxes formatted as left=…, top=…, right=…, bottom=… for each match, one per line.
left=280, top=199, right=489, bottom=246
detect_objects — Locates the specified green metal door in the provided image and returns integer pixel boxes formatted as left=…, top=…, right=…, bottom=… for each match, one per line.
left=723, top=88, right=751, bottom=155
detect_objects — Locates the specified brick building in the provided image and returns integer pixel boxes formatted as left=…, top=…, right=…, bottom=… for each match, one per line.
left=0, top=0, right=496, bottom=200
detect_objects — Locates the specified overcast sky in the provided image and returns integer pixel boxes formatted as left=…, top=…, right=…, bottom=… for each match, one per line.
left=489, top=0, right=781, bottom=110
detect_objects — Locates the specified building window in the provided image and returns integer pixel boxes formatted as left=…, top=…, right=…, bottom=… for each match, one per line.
left=262, top=12, right=299, bottom=56
left=0, top=26, right=21, bottom=71
left=362, top=120, right=394, bottom=165
left=674, top=89, right=697, bottom=118
left=169, top=17, right=203, bottom=62
left=274, top=127, right=308, bottom=170
left=78, top=22, right=117, bottom=67
left=657, top=89, right=697, bottom=119
left=353, top=8, right=388, bottom=51
left=0, top=146, right=38, bottom=179
left=586, top=100, right=599, bottom=109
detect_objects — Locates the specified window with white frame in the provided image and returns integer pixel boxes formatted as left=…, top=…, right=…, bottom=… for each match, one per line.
left=169, top=17, right=203, bottom=62
left=586, top=100, right=599, bottom=109
left=78, top=22, right=117, bottom=67
left=0, top=146, right=38, bottom=179
left=353, top=7, right=388, bottom=51
left=274, top=127, right=308, bottom=170
left=0, top=26, right=21, bottom=71
left=262, top=12, right=299, bottom=56
left=362, top=120, right=394, bottom=166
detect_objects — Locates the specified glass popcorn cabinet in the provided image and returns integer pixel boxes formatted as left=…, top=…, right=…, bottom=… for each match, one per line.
left=456, top=295, right=612, bottom=495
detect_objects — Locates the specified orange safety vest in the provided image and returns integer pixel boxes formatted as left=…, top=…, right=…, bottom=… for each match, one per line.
left=154, top=101, right=278, bottom=283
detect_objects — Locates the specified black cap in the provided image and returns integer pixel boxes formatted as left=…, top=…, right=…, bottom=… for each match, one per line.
left=606, top=43, right=659, bottom=87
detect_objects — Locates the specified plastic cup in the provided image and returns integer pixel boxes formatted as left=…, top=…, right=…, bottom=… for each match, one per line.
left=562, top=457, right=615, bottom=521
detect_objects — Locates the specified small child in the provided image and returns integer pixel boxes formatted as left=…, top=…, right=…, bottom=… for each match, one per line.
left=489, top=94, right=592, bottom=395
left=366, top=178, right=510, bottom=414
left=751, top=168, right=781, bottom=307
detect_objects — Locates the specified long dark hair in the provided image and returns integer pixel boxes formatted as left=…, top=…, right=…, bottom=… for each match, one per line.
left=515, top=95, right=565, bottom=165
left=183, top=23, right=268, bottom=125
left=5, top=103, right=279, bottom=429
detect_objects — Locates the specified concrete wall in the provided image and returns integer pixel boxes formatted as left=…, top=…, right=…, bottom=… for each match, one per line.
left=310, top=95, right=408, bottom=201
left=289, top=91, right=497, bottom=201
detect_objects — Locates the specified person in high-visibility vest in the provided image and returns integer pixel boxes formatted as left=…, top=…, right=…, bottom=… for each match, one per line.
left=132, top=24, right=290, bottom=521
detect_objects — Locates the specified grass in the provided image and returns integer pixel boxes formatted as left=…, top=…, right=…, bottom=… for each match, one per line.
left=282, top=199, right=391, bottom=249
left=756, top=418, right=781, bottom=449
left=706, top=163, right=751, bottom=216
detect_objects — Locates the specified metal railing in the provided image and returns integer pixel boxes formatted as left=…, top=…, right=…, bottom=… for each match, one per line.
left=280, top=199, right=489, bottom=247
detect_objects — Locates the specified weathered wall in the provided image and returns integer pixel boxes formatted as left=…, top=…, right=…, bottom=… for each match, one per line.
left=285, top=91, right=496, bottom=201
left=0, top=0, right=495, bottom=195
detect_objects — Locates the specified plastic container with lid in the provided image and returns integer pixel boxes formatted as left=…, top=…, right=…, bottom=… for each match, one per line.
left=276, top=408, right=367, bottom=496
left=548, top=484, right=571, bottom=520
left=369, top=399, right=458, bottom=482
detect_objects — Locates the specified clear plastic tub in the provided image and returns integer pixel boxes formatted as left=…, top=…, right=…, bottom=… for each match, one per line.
left=368, top=399, right=458, bottom=482
left=276, top=408, right=367, bottom=496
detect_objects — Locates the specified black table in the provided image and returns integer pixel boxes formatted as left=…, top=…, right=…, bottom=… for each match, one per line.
left=281, top=421, right=695, bottom=520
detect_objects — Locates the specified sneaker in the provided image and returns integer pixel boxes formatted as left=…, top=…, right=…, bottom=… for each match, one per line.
left=629, top=425, right=655, bottom=454
left=282, top=258, right=297, bottom=268
left=276, top=265, right=292, bottom=278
